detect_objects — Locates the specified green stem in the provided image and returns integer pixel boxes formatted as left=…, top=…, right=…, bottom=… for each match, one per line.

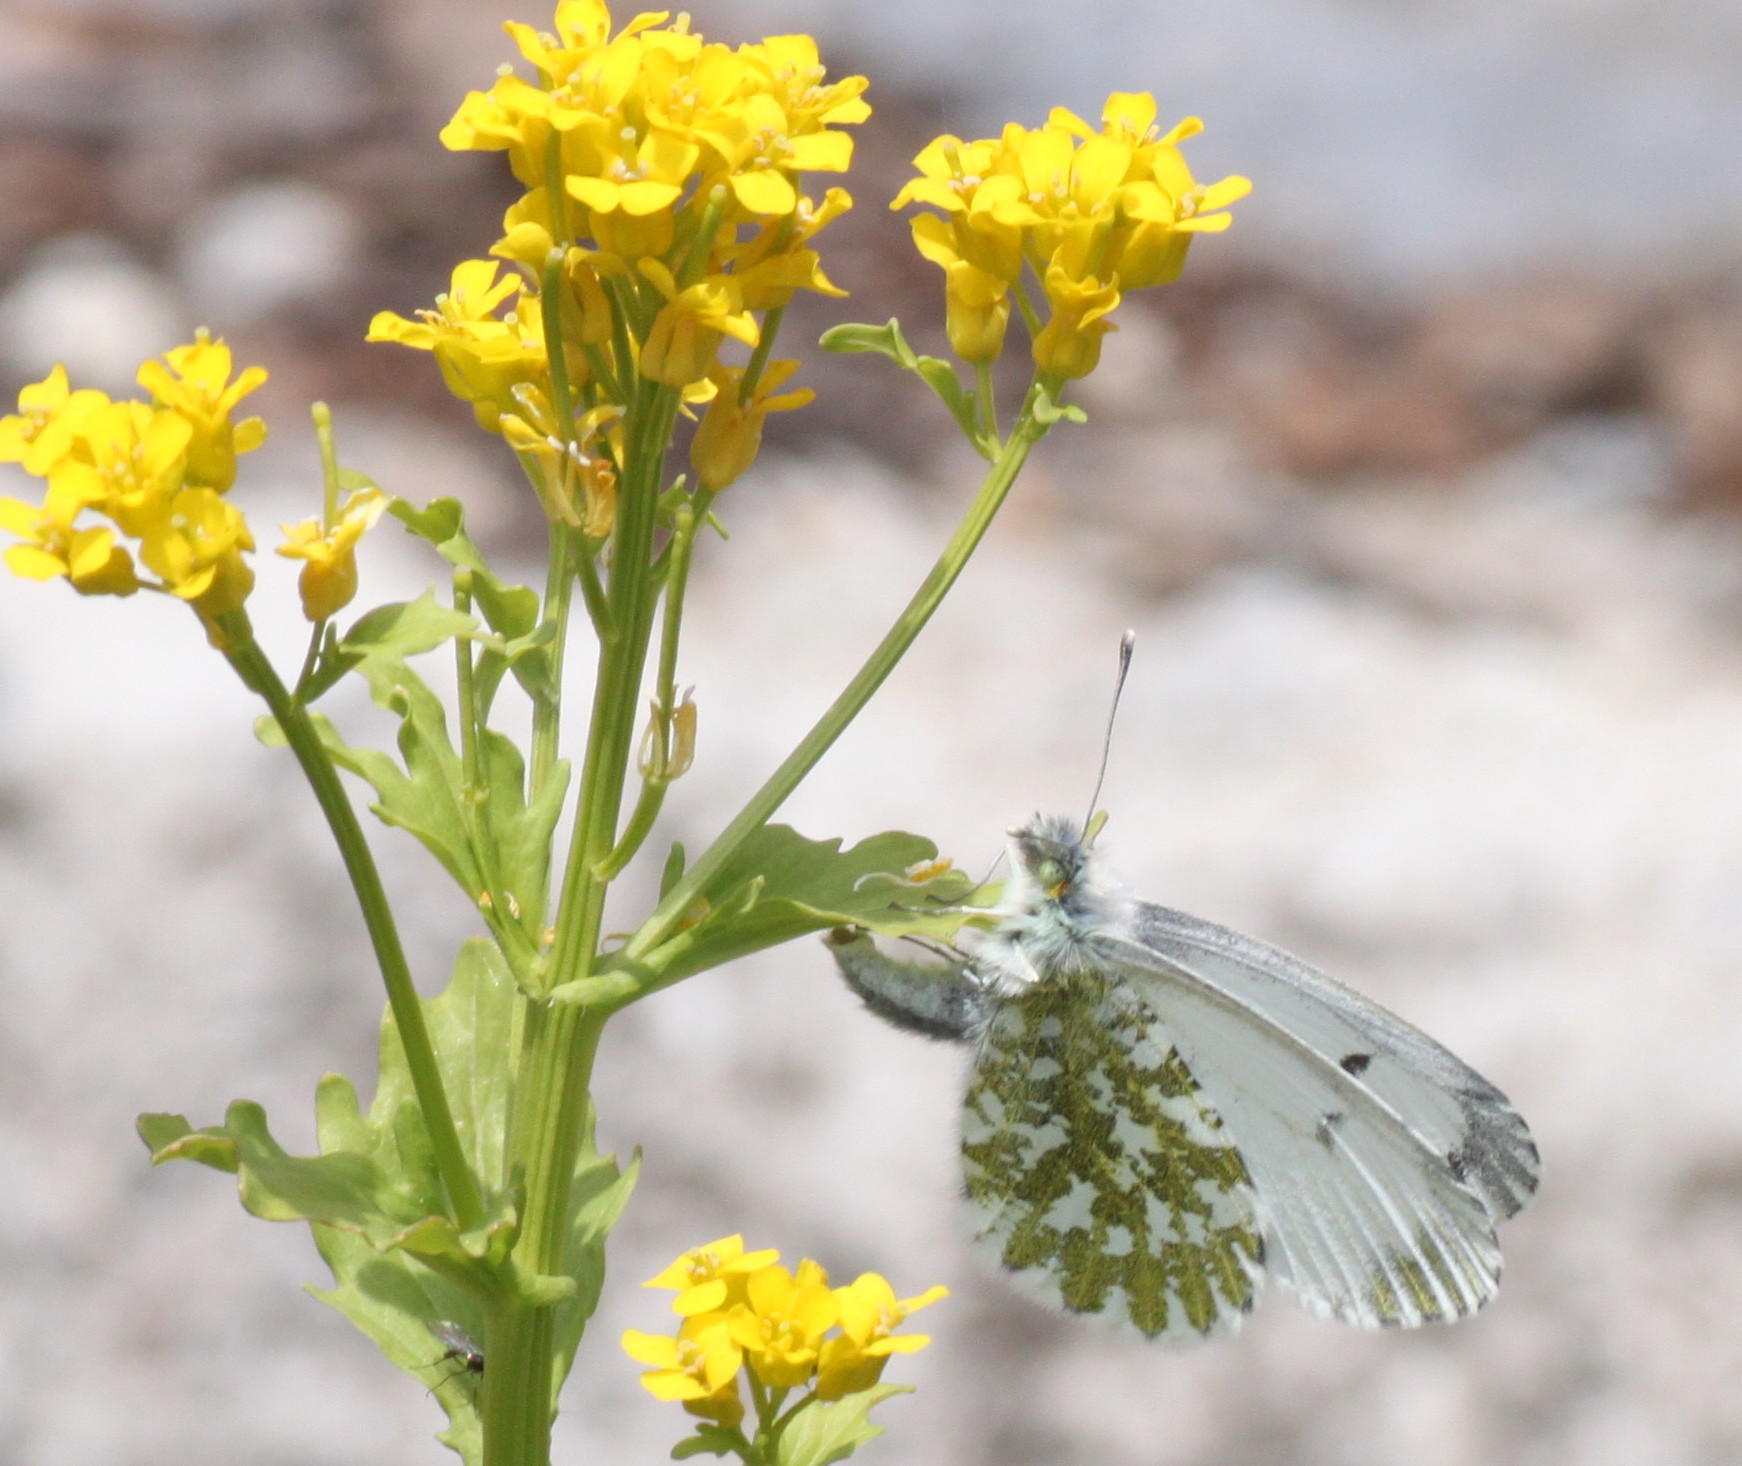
left=739, top=302, right=786, bottom=402
left=1012, top=277, right=1043, bottom=341
left=573, top=535, right=613, bottom=641
left=223, top=625, right=484, bottom=1231
left=541, top=252, right=578, bottom=429
left=481, top=1003, right=605, bottom=1466
left=975, top=360, right=997, bottom=443
left=454, top=570, right=482, bottom=788
left=622, top=382, right=1055, bottom=966
left=544, top=382, right=680, bottom=990
left=531, top=526, right=576, bottom=803
left=312, top=400, right=340, bottom=524
left=489, top=380, right=678, bottom=1465
left=292, top=620, right=325, bottom=697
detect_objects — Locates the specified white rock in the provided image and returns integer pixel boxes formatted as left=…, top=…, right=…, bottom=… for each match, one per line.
left=175, top=180, right=362, bottom=325
left=0, top=234, right=186, bottom=395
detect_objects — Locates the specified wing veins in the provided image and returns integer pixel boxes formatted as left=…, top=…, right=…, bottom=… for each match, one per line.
left=1093, top=930, right=1504, bottom=1323
left=1095, top=929, right=1482, bottom=1200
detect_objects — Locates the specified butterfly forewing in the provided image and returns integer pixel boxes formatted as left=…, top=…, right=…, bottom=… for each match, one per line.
left=1096, top=929, right=1510, bottom=1328
left=963, top=966, right=1265, bottom=1342
left=1129, top=903, right=1540, bottom=1224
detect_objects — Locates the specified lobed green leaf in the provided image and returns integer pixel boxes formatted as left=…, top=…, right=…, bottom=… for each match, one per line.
left=773, top=1385, right=913, bottom=1466
left=574, top=826, right=982, bottom=1004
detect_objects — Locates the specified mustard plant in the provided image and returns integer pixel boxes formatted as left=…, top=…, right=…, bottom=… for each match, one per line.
left=0, top=4, right=1246, bottom=1462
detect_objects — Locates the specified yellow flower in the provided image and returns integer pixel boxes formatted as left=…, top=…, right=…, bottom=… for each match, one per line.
left=135, top=486, right=256, bottom=614
left=0, top=366, right=110, bottom=477
left=693, top=90, right=852, bottom=218
left=690, top=359, right=812, bottom=491
left=565, top=126, right=699, bottom=220
left=276, top=486, right=387, bottom=621
left=385, top=3, right=862, bottom=452
left=642, top=1234, right=782, bottom=1317
left=0, top=480, right=139, bottom=596
left=622, top=1314, right=744, bottom=1405
left=367, top=260, right=551, bottom=431
left=814, top=1274, right=947, bottom=1401
left=636, top=260, right=758, bottom=387
left=135, top=331, right=268, bottom=491
left=897, top=94, right=1245, bottom=373
left=499, top=394, right=621, bottom=534
left=727, top=1260, right=838, bottom=1389
left=54, top=399, right=193, bottom=534
left=909, top=215, right=1013, bottom=363
left=440, top=71, right=556, bottom=189
left=0, top=345, right=263, bottom=618
left=1030, top=264, right=1121, bottom=379
left=680, top=1377, right=746, bottom=1429
left=725, top=188, right=852, bottom=311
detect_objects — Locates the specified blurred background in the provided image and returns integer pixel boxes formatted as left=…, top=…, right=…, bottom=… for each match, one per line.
left=3, top=0, right=1742, bottom=1462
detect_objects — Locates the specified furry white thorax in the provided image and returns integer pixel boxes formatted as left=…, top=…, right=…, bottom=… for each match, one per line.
left=973, top=814, right=1137, bottom=994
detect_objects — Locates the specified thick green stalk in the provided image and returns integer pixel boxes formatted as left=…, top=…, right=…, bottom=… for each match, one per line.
left=223, top=629, right=484, bottom=1231
left=481, top=1003, right=605, bottom=1466
left=489, top=380, right=678, bottom=1466
left=622, top=384, right=1056, bottom=965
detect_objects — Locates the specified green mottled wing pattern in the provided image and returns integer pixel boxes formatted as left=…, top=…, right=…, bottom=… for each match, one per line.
left=962, top=967, right=1265, bottom=1342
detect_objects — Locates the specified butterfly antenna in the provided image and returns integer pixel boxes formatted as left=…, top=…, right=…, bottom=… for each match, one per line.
left=1082, top=630, right=1136, bottom=842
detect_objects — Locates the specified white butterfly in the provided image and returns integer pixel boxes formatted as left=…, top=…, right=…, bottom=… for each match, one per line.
left=831, top=815, right=1539, bottom=1344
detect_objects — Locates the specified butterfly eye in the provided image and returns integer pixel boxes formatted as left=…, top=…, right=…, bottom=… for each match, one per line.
left=1036, top=858, right=1067, bottom=897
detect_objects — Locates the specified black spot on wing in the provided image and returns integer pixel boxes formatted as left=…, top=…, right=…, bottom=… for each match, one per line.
left=1339, top=1053, right=1372, bottom=1076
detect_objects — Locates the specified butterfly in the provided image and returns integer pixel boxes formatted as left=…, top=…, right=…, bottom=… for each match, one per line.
left=830, top=814, right=1539, bottom=1344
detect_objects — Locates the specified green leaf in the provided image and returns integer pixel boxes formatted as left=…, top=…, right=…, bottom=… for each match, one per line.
left=660, top=841, right=687, bottom=897
left=400, top=939, right=518, bottom=1190
left=344, top=591, right=479, bottom=668
left=671, top=1425, right=740, bottom=1459
left=390, top=496, right=475, bottom=565
left=478, top=728, right=570, bottom=937
left=293, top=592, right=478, bottom=704
left=1029, top=383, right=1087, bottom=426
left=551, top=1145, right=639, bottom=1403
left=390, top=496, right=554, bottom=710
left=141, top=1095, right=447, bottom=1242
left=306, top=1224, right=486, bottom=1465
left=145, top=940, right=554, bottom=1465
left=819, top=320, right=921, bottom=364
left=314, top=658, right=564, bottom=952
left=773, top=1386, right=913, bottom=1466
left=596, top=826, right=980, bottom=997
left=820, top=320, right=988, bottom=453
left=323, top=659, right=479, bottom=899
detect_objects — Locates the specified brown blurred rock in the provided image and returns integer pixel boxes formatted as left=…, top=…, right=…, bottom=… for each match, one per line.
left=1643, top=280, right=1742, bottom=509
left=1, top=0, right=1738, bottom=525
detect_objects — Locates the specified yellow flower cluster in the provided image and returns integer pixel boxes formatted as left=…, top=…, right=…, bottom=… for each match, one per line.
left=893, top=92, right=1250, bottom=377
left=0, top=336, right=267, bottom=619
left=369, top=1, right=863, bottom=511
left=621, top=1234, right=947, bottom=1427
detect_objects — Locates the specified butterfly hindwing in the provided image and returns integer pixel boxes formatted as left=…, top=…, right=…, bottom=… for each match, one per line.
left=1095, top=927, right=1513, bottom=1328
left=962, top=966, right=1264, bottom=1342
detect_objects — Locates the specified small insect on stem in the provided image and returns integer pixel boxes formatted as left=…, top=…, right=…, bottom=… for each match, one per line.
left=426, top=1320, right=485, bottom=1389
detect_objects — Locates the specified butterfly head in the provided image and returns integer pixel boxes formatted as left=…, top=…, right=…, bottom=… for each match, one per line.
left=983, top=816, right=1131, bottom=984
left=1008, top=816, right=1091, bottom=904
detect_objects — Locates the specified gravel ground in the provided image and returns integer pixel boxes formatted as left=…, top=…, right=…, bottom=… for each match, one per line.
left=5, top=0, right=1742, bottom=1461
left=5, top=401, right=1742, bottom=1462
